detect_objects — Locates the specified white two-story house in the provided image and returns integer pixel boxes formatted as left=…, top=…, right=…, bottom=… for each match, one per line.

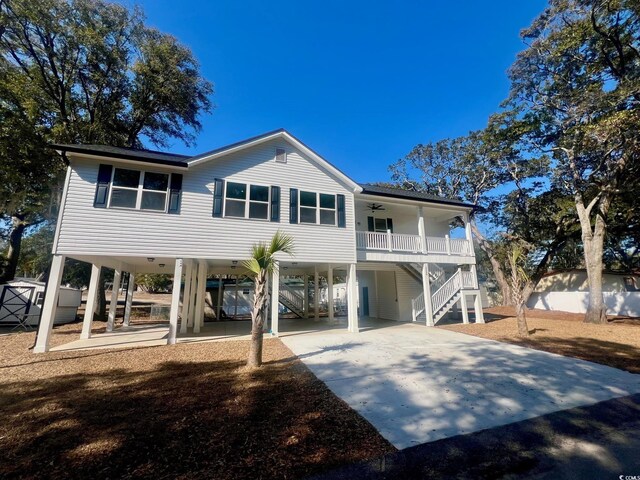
left=34, top=129, right=484, bottom=353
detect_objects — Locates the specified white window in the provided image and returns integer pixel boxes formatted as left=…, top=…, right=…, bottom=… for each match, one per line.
left=299, top=191, right=336, bottom=225
left=108, top=168, right=170, bottom=211
left=224, top=182, right=270, bottom=220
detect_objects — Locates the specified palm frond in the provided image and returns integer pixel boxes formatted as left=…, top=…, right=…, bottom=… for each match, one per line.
left=242, top=230, right=295, bottom=276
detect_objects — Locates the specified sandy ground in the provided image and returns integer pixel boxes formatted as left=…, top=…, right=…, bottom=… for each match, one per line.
left=440, top=307, right=640, bottom=373
left=0, top=322, right=393, bottom=479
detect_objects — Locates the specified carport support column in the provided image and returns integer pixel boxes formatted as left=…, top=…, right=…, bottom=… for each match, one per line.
left=327, top=264, right=334, bottom=323
left=168, top=259, right=183, bottom=345
left=474, top=294, right=485, bottom=324
left=314, top=267, right=319, bottom=320
left=123, top=272, right=135, bottom=327
left=270, top=261, right=280, bottom=336
left=188, top=264, right=198, bottom=327
left=347, top=263, right=358, bottom=333
left=303, top=274, right=309, bottom=318
left=422, top=263, right=435, bottom=327
left=216, top=275, right=223, bottom=319
left=460, top=293, right=469, bottom=324
left=106, top=266, right=122, bottom=332
left=81, top=263, right=101, bottom=339
left=193, top=260, right=207, bottom=333
left=180, top=260, right=193, bottom=333
left=33, top=254, right=66, bottom=353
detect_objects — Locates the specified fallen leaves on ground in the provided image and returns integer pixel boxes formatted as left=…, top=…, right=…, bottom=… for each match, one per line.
left=0, top=322, right=394, bottom=479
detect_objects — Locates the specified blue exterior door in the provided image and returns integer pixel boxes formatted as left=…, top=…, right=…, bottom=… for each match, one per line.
left=361, top=287, right=369, bottom=317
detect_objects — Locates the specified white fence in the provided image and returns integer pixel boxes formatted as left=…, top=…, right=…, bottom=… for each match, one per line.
left=528, top=291, right=640, bottom=317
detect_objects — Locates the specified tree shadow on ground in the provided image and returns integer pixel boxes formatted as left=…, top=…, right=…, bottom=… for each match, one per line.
left=309, top=392, right=640, bottom=479
left=499, top=335, right=640, bottom=374
left=0, top=342, right=394, bottom=480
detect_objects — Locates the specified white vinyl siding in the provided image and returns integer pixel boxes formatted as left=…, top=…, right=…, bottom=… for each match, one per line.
left=55, top=139, right=357, bottom=263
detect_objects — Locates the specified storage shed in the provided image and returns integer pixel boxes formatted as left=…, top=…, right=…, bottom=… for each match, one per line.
left=0, top=278, right=82, bottom=326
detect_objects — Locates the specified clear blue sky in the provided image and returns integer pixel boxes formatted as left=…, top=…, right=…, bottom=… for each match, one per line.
left=128, top=0, right=546, bottom=183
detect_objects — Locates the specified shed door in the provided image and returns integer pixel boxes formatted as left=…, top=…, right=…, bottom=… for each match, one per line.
left=0, top=286, right=35, bottom=323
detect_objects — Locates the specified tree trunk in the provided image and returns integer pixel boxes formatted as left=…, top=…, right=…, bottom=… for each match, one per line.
left=95, top=269, right=107, bottom=321
left=248, top=271, right=268, bottom=368
left=0, top=216, right=27, bottom=284
left=575, top=193, right=610, bottom=324
left=583, top=234, right=607, bottom=324
left=515, top=302, right=529, bottom=337
left=470, top=220, right=512, bottom=305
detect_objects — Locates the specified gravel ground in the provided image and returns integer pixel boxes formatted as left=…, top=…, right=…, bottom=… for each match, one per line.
left=0, top=322, right=394, bottom=480
left=440, top=307, right=640, bottom=374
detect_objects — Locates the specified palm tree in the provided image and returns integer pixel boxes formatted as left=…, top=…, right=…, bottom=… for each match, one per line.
left=243, top=231, right=294, bottom=367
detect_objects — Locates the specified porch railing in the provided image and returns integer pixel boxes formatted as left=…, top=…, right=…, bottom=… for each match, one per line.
left=356, top=231, right=472, bottom=256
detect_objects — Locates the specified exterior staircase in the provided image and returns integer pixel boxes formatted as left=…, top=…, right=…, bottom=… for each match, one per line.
left=277, top=283, right=305, bottom=318
left=397, top=263, right=445, bottom=290
left=411, top=268, right=475, bottom=324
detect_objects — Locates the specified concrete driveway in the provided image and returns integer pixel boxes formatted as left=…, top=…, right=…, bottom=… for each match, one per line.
left=282, top=322, right=640, bottom=449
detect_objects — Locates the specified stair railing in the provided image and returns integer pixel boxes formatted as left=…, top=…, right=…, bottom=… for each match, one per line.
left=431, top=270, right=462, bottom=314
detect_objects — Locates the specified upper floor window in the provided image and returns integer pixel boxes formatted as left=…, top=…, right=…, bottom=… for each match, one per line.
left=225, top=181, right=270, bottom=220
left=300, top=191, right=336, bottom=225
left=109, top=168, right=169, bottom=211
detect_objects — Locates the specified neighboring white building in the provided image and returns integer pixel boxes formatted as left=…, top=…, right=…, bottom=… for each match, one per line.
left=34, top=129, right=484, bottom=352
left=528, top=269, right=640, bottom=316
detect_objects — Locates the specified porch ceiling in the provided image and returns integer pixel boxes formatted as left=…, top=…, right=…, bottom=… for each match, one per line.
left=64, top=254, right=348, bottom=275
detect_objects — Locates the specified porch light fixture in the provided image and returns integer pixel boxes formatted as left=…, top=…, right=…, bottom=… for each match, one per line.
left=159, top=263, right=165, bottom=268
left=147, top=257, right=155, bottom=263
left=230, top=265, right=237, bottom=269
left=232, top=260, right=238, bottom=265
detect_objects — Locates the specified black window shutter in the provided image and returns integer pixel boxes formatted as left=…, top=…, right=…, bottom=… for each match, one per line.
left=289, top=188, right=298, bottom=224
left=168, top=173, right=183, bottom=214
left=367, top=216, right=374, bottom=232
left=270, top=186, right=280, bottom=222
left=94, top=164, right=113, bottom=208
left=213, top=178, right=225, bottom=217
left=337, top=194, right=346, bottom=228
left=387, top=218, right=394, bottom=233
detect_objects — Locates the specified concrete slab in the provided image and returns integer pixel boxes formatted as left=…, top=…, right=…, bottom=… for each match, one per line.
left=282, top=323, right=640, bottom=449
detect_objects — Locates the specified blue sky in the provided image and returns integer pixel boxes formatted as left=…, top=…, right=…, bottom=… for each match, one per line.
left=129, top=0, right=546, bottom=183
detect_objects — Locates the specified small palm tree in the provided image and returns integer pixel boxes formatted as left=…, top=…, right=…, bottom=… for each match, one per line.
left=243, top=230, right=294, bottom=367
left=506, top=241, right=532, bottom=337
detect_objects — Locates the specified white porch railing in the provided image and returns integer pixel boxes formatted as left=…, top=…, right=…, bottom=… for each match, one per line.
left=356, top=231, right=472, bottom=256
left=461, top=271, right=476, bottom=289
left=356, top=231, right=421, bottom=253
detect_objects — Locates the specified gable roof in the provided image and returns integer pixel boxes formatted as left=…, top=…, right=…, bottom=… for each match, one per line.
left=358, top=184, right=475, bottom=209
left=187, top=128, right=362, bottom=193
left=52, top=144, right=189, bottom=168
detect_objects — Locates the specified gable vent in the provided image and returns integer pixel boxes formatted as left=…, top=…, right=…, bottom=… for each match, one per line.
left=275, top=148, right=287, bottom=163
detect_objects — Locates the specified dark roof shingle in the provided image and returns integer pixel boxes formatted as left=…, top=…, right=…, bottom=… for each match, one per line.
left=52, top=144, right=189, bottom=168
left=358, top=184, right=474, bottom=208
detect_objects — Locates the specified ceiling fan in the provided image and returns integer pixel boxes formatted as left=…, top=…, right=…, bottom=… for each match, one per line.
left=367, top=203, right=386, bottom=213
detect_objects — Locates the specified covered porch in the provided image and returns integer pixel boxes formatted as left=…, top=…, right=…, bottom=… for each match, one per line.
left=33, top=254, right=362, bottom=353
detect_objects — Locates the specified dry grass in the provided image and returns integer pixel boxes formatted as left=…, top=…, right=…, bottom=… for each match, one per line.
left=441, top=307, right=640, bottom=374
left=0, top=322, right=394, bottom=480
